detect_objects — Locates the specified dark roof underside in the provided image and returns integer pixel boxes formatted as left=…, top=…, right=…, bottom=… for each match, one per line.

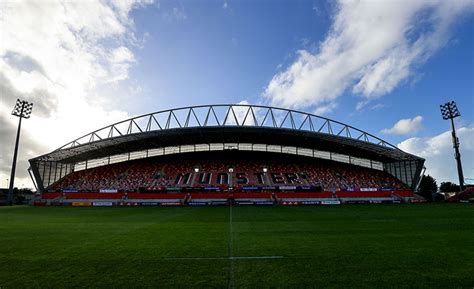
left=32, top=127, right=422, bottom=164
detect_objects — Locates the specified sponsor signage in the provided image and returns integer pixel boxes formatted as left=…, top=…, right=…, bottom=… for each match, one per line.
left=93, top=202, right=113, bottom=207
left=99, top=189, right=117, bottom=193
left=360, top=188, right=377, bottom=192
left=210, top=201, right=227, bottom=206
left=242, top=186, right=259, bottom=191
left=204, top=187, right=220, bottom=191
left=236, top=201, right=254, bottom=205
left=279, top=186, right=297, bottom=191
left=410, top=199, right=427, bottom=203
left=146, top=187, right=165, bottom=191
left=121, top=202, right=140, bottom=206
left=321, top=200, right=341, bottom=205
left=262, top=186, right=277, bottom=190
left=141, top=202, right=160, bottom=206
left=281, top=201, right=301, bottom=205
left=302, top=201, right=321, bottom=205
left=255, top=201, right=274, bottom=205
left=166, top=187, right=182, bottom=191
left=160, top=202, right=181, bottom=206
left=188, top=202, right=208, bottom=206
left=346, top=200, right=369, bottom=204
left=72, top=202, right=92, bottom=207
left=63, top=189, right=78, bottom=193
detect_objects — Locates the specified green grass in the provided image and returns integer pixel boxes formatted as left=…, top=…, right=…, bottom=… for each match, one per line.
left=1, top=204, right=473, bottom=288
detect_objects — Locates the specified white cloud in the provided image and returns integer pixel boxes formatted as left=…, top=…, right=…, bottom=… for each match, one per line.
left=398, top=125, right=474, bottom=184
left=172, top=6, right=187, bottom=20
left=368, top=103, right=388, bottom=111
left=382, top=116, right=424, bottom=136
left=264, top=0, right=474, bottom=110
left=223, top=2, right=228, bottom=10
left=314, top=102, right=338, bottom=116
left=163, top=5, right=187, bottom=21
left=0, top=0, right=152, bottom=188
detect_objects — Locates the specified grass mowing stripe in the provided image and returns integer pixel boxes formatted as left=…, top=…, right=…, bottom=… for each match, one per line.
left=1, top=204, right=473, bottom=288
left=228, top=204, right=235, bottom=289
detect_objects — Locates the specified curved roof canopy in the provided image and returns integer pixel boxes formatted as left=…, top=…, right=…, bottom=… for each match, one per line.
left=31, top=104, right=423, bottom=164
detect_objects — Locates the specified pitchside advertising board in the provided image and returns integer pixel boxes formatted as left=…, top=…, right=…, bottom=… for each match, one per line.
left=92, top=202, right=114, bottom=206
left=141, top=185, right=324, bottom=193
left=235, top=201, right=274, bottom=205
left=72, top=202, right=92, bottom=206
left=160, top=202, right=182, bottom=206
left=280, top=200, right=341, bottom=205
left=188, top=201, right=228, bottom=206
left=141, top=202, right=160, bottom=206
left=188, top=202, right=208, bottom=206
left=99, top=189, right=118, bottom=193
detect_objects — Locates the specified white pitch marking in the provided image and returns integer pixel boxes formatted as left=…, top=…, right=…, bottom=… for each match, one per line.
left=164, top=256, right=284, bottom=261
left=231, top=256, right=284, bottom=260
left=228, top=204, right=235, bottom=289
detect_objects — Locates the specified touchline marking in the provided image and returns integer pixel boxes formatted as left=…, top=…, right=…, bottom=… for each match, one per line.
left=164, top=256, right=284, bottom=261
left=228, top=204, right=235, bottom=289
left=231, top=256, right=284, bottom=260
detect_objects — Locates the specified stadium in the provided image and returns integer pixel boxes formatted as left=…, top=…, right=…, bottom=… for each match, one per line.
left=3, top=1, right=474, bottom=287
left=30, top=104, right=425, bottom=206
left=2, top=104, right=473, bottom=289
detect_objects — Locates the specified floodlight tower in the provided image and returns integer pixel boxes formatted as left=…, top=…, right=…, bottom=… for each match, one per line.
left=439, top=101, right=464, bottom=192
left=8, top=99, right=33, bottom=205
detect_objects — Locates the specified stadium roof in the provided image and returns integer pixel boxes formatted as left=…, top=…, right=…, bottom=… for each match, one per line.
left=30, top=104, right=423, bottom=164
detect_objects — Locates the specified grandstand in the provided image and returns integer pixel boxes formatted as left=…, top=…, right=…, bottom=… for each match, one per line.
left=29, top=104, right=424, bottom=205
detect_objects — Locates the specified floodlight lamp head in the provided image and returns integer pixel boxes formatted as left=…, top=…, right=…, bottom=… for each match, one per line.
left=23, top=102, right=34, bottom=119
left=11, top=99, right=34, bottom=118
left=440, top=101, right=460, bottom=120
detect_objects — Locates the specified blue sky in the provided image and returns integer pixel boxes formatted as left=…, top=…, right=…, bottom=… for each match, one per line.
left=1, top=0, right=473, bottom=187
left=127, top=0, right=474, bottom=142
left=126, top=1, right=331, bottom=112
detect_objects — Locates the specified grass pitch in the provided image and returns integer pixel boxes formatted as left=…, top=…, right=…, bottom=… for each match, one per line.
left=1, top=204, right=473, bottom=288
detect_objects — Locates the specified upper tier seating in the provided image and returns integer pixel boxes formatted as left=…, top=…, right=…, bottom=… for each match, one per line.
left=48, top=152, right=408, bottom=192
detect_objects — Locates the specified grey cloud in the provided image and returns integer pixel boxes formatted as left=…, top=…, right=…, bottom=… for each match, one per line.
left=3, top=51, right=48, bottom=76
left=0, top=73, right=58, bottom=118
left=0, top=114, right=49, bottom=187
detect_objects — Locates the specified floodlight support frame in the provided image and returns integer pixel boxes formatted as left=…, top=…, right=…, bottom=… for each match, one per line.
left=8, top=109, right=23, bottom=205
left=440, top=101, right=464, bottom=192
left=8, top=100, right=33, bottom=205
left=450, top=117, right=464, bottom=192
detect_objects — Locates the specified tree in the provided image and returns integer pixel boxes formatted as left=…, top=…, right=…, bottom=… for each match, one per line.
left=418, top=175, right=437, bottom=201
left=439, top=182, right=460, bottom=193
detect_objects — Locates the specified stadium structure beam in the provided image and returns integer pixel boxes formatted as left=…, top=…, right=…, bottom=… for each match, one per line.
left=29, top=104, right=425, bottom=192
left=440, top=101, right=464, bottom=192
left=8, top=99, right=33, bottom=205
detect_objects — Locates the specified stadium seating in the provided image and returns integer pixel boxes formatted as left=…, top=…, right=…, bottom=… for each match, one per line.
left=47, top=152, right=409, bottom=199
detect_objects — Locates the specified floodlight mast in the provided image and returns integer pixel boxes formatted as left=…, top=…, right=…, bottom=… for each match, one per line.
left=8, top=99, right=33, bottom=205
left=439, top=101, right=464, bottom=192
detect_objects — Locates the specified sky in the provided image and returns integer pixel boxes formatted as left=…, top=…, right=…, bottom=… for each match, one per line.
left=0, top=0, right=473, bottom=189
